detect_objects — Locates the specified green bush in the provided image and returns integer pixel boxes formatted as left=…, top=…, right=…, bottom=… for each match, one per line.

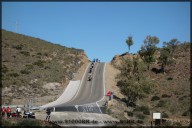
left=151, top=96, right=160, bottom=101
left=20, top=69, right=31, bottom=74
left=37, top=52, right=42, bottom=55
left=179, top=95, right=187, bottom=101
left=136, top=113, right=145, bottom=120
left=157, top=100, right=166, bottom=107
left=162, top=94, right=171, bottom=98
left=44, top=52, right=48, bottom=56
left=33, top=60, right=44, bottom=67
left=142, top=85, right=152, bottom=94
left=2, top=65, right=9, bottom=74
left=8, top=73, right=19, bottom=77
left=127, top=111, right=133, bottom=117
left=41, top=92, right=47, bottom=97
left=44, top=66, right=51, bottom=69
left=133, top=105, right=150, bottom=115
left=182, top=110, right=190, bottom=116
left=20, top=51, right=30, bottom=56
left=162, top=112, right=169, bottom=118
left=138, top=106, right=150, bottom=115
left=133, top=107, right=141, bottom=112
left=106, top=108, right=112, bottom=114
left=137, top=120, right=144, bottom=124
left=25, top=64, right=34, bottom=70
left=167, top=77, right=173, bottom=80
left=12, top=44, right=23, bottom=50
left=172, top=122, right=182, bottom=126
left=116, top=80, right=126, bottom=87
left=143, top=109, right=150, bottom=115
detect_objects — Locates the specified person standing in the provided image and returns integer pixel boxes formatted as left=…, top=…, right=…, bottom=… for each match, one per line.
left=1, top=107, right=6, bottom=118
left=6, top=106, right=11, bottom=118
left=16, top=106, right=21, bottom=118
left=46, top=107, right=51, bottom=121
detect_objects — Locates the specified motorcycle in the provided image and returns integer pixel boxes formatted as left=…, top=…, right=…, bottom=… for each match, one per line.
left=88, top=75, right=92, bottom=81
left=89, top=68, right=92, bottom=73
left=10, top=112, right=19, bottom=117
left=23, top=111, right=35, bottom=119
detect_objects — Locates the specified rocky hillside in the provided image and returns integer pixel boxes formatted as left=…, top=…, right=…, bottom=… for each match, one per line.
left=2, top=29, right=89, bottom=105
left=110, top=42, right=190, bottom=125
left=111, top=50, right=160, bottom=68
left=111, top=52, right=137, bottom=68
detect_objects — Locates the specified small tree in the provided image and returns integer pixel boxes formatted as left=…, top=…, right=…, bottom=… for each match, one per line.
left=117, top=57, right=149, bottom=107
left=159, top=43, right=174, bottom=74
left=117, top=58, right=134, bottom=80
left=120, top=79, right=144, bottom=106
left=139, top=35, right=159, bottom=70
left=163, top=38, right=180, bottom=53
left=126, top=36, right=134, bottom=53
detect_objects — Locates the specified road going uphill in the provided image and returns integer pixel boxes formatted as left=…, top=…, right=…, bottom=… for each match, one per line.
left=54, top=62, right=106, bottom=113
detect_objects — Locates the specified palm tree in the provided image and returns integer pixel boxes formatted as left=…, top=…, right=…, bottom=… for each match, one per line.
left=126, top=36, right=133, bottom=53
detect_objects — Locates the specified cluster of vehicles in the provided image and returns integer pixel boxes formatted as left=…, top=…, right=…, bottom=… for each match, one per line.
left=87, top=59, right=100, bottom=81
left=1, top=106, right=35, bottom=119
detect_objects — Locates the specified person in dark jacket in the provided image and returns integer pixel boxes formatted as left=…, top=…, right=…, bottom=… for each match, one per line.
left=45, top=107, right=51, bottom=121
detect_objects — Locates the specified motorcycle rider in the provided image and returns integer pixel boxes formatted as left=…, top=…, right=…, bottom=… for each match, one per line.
left=89, top=68, right=92, bottom=73
left=88, top=74, right=92, bottom=81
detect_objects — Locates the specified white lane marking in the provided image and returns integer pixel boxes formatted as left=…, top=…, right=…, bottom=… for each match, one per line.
left=63, top=63, right=91, bottom=104
left=75, top=105, right=79, bottom=112
left=78, top=103, right=100, bottom=113
left=96, top=102, right=102, bottom=114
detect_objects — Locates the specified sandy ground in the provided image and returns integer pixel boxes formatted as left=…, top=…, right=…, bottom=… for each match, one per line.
left=105, top=62, right=125, bottom=99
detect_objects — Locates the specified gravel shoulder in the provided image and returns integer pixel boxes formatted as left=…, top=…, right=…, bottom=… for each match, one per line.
left=105, top=62, right=124, bottom=99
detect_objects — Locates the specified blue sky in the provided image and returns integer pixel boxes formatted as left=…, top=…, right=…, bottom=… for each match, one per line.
left=2, top=2, right=190, bottom=62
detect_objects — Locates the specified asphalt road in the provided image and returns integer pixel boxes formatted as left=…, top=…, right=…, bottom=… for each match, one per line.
left=54, top=62, right=106, bottom=113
